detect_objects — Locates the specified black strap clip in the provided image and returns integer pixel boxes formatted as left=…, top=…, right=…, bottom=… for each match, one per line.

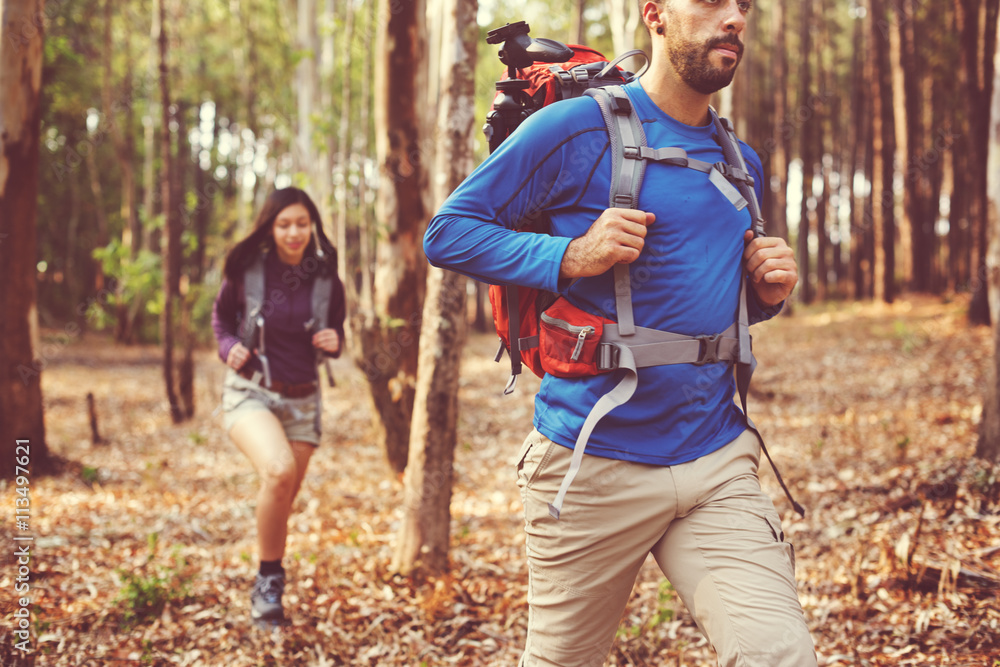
left=609, top=93, right=632, bottom=115
left=713, top=161, right=754, bottom=187
left=598, top=343, right=620, bottom=371
left=694, top=333, right=723, bottom=366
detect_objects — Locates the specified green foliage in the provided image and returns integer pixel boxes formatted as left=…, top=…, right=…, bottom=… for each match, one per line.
left=88, top=239, right=164, bottom=332
left=616, top=580, right=676, bottom=640
left=80, top=466, right=99, bottom=486
left=113, top=535, right=193, bottom=631
left=648, top=580, right=676, bottom=628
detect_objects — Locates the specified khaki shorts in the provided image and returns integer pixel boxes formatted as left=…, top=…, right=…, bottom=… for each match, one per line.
left=515, top=428, right=816, bottom=667
left=221, top=368, right=320, bottom=445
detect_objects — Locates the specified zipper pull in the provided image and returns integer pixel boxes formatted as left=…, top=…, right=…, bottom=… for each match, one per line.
left=571, top=326, right=595, bottom=361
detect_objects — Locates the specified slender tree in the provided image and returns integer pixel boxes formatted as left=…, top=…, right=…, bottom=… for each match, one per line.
left=354, top=0, right=429, bottom=475
left=572, top=0, right=587, bottom=45
left=393, top=0, right=478, bottom=575
left=977, top=17, right=1000, bottom=460
left=157, top=0, right=183, bottom=423
left=767, top=0, right=790, bottom=241
left=963, top=0, right=1000, bottom=324
left=870, top=0, right=897, bottom=303
left=847, top=8, right=867, bottom=299
left=1, top=0, right=51, bottom=476
left=334, top=0, right=355, bottom=290
left=797, top=0, right=814, bottom=304
left=896, top=0, right=936, bottom=293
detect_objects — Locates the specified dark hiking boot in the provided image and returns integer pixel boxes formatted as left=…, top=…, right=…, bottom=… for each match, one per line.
left=250, top=571, right=287, bottom=627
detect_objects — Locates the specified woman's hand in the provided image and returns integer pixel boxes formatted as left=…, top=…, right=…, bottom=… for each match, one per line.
left=226, top=342, right=252, bottom=370
left=312, top=328, right=341, bottom=354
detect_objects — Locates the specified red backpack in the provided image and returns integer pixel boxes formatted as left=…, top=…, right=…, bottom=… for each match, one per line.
left=483, top=23, right=645, bottom=393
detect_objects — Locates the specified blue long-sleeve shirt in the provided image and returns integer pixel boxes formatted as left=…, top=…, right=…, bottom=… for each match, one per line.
left=425, top=80, right=780, bottom=466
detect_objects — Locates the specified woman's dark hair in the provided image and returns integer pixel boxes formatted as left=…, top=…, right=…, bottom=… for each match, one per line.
left=222, top=187, right=337, bottom=281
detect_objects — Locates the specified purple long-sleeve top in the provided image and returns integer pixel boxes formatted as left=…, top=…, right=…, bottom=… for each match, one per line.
left=212, top=251, right=346, bottom=385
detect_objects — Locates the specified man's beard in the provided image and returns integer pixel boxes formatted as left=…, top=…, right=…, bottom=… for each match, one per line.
left=666, top=33, right=744, bottom=95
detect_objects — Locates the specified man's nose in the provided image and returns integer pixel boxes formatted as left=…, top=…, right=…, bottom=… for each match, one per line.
left=721, top=0, right=747, bottom=34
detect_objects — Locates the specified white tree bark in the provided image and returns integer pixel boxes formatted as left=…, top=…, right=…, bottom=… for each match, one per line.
left=987, top=9, right=1000, bottom=324
left=605, top=0, right=639, bottom=55
left=296, top=0, right=320, bottom=189
left=977, top=12, right=1000, bottom=462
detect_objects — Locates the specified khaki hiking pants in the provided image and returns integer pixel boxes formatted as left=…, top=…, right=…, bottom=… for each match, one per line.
left=515, top=428, right=817, bottom=667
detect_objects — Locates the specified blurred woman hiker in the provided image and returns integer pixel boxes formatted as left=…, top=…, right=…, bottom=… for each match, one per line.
left=211, top=187, right=346, bottom=627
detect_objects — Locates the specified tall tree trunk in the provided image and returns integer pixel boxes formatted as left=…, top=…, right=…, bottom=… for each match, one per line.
left=963, top=0, right=1000, bottom=324
left=1, top=0, right=51, bottom=477
left=358, top=2, right=374, bottom=313
left=979, top=17, right=1000, bottom=461
left=393, top=0, right=478, bottom=576
left=104, top=0, right=139, bottom=255
left=474, top=281, right=489, bottom=332
left=319, top=0, right=336, bottom=227
left=174, top=99, right=194, bottom=419
left=871, top=0, right=897, bottom=304
left=230, top=0, right=253, bottom=235
left=797, top=0, right=814, bottom=304
left=949, top=3, right=971, bottom=295
left=605, top=0, right=640, bottom=54
left=157, top=0, right=182, bottom=423
left=105, top=0, right=143, bottom=342
left=767, top=0, right=790, bottom=241
left=858, top=2, right=878, bottom=300
left=814, top=0, right=830, bottom=302
left=897, top=0, right=935, bottom=293
left=296, top=0, right=320, bottom=188
left=353, top=0, right=429, bottom=475
left=144, top=2, right=161, bottom=254
left=335, top=1, right=356, bottom=294
left=572, top=0, right=587, bottom=45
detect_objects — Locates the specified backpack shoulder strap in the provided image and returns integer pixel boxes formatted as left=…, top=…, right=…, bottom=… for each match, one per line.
left=709, top=109, right=765, bottom=238
left=311, top=271, right=333, bottom=333
left=585, top=85, right=647, bottom=210
left=584, top=85, right=647, bottom=337
left=239, top=250, right=267, bottom=348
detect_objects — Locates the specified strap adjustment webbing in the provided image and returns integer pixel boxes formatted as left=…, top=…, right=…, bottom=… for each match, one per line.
left=596, top=322, right=739, bottom=371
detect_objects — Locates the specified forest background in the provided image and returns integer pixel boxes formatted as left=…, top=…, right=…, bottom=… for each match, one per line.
left=2, top=0, right=1000, bottom=664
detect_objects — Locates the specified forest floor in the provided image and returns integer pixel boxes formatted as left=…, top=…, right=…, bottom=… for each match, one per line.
left=1, top=294, right=999, bottom=667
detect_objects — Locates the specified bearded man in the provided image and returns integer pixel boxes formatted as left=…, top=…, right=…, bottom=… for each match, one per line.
left=424, top=2, right=817, bottom=665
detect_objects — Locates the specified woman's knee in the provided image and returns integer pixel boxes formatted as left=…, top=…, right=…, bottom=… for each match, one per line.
left=259, top=456, right=298, bottom=496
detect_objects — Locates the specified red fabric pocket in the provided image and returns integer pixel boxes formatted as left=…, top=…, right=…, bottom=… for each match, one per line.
left=539, top=297, right=611, bottom=377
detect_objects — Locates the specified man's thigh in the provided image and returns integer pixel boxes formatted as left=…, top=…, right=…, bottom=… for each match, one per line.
left=515, top=429, right=676, bottom=666
left=652, top=431, right=817, bottom=667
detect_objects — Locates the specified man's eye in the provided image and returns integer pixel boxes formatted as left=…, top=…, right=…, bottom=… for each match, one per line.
left=738, top=0, right=752, bottom=10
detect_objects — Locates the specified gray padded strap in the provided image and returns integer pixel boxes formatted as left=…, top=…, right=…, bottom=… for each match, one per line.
left=311, top=274, right=332, bottom=334
left=549, top=345, right=638, bottom=519
left=240, top=253, right=266, bottom=347
left=601, top=322, right=739, bottom=368
left=613, top=264, right=635, bottom=336
left=586, top=86, right=648, bottom=210
left=586, top=86, right=648, bottom=337
left=737, top=272, right=752, bottom=366
left=710, top=108, right=764, bottom=238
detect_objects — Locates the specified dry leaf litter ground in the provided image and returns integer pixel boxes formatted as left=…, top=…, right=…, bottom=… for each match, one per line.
left=1, top=295, right=998, bottom=666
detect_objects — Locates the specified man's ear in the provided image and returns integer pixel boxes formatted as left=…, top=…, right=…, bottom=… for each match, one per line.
left=642, top=1, right=664, bottom=34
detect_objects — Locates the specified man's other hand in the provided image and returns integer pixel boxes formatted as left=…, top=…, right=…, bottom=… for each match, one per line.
left=743, top=229, right=798, bottom=306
